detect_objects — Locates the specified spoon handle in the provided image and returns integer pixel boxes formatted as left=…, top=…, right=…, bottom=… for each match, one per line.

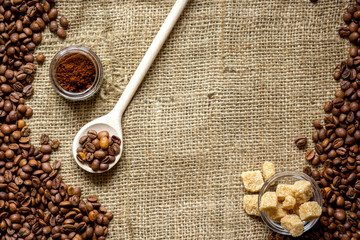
left=112, top=0, right=189, bottom=117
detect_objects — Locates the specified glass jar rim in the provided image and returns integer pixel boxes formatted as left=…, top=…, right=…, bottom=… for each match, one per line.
left=49, top=46, right=103, bottom=100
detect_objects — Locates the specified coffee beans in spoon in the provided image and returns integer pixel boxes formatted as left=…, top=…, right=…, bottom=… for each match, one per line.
left=77, top=130, right=121, bottom=171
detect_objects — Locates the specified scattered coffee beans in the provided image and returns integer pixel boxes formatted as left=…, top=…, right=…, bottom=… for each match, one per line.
left=267, top=1, right=360, bottom=239
left=77, top=130, right=121, bottom=171
left=0, top=0, right=114, bottom=239
left=339, top=3, right=360, bottom=45
left=268, top=1, right=360, bottom=239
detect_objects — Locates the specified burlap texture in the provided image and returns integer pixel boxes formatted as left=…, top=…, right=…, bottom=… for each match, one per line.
left=26, top=0, right=352, bottom=239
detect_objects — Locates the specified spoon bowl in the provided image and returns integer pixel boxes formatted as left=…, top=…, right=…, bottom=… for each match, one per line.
left=72, top=0, right=189, bottom=173
left=72, top=114, right=123, bottom=173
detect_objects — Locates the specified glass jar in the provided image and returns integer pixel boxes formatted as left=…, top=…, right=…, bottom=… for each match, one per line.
left=258, top=171, right=322, bottom=236
left=49, top=46, right=103, bottom=100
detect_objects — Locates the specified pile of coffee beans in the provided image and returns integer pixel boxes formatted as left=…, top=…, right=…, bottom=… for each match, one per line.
left=269, top=1, right=360, bottom=239
left=0, top=134, right=113, bottom=239
left=339, top=3, right=360, bottom=45
left=0, top=0, right=113, bottom=239
left=77, top=130, right=121, bottom=171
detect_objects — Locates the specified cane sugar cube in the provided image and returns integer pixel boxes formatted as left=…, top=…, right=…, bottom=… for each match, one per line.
left=276, top=184, right=294, bottom=201
left=299, top=201, right=322, bottom=222
left=241, top=171, right=264, bottom=193
left=293, top=180, right=313, bottom=204
left=262, top=161, right=275, bottom=181
left=282, top=195, right=296, bottom=210
left=260, top=192, right=277, bottom=211
left=243, top=195, right=260, bottom=216
left=281, top=214, right=304, bottom=237
left=267, top=203, right=287, bottom=223
left=289, top=204, right=300, bottom=215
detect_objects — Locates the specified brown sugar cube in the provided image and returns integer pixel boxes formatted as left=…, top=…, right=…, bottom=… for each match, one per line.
left=243, top=195, right=260, bottom=216
left=288, top=204, right=301, bottom=215
left=282, top=195, right=296, bottom=210
left=293, top=180, right=313, bottom=204
left=260, top=192, right=277, bottom=212
left=281, top=214, right=304, bottom=237
left=267, top=203, right=287, bottom=223
left=241, top=171, right=264, bottom=193
left=262, top=161, right=275, bottom=181
left=299, top=201, right=322, bottom=222
left=276, top=184, right=294, bottom=201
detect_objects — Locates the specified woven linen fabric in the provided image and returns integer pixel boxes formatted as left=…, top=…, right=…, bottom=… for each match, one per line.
left=27, top=0, right=352, bottom=239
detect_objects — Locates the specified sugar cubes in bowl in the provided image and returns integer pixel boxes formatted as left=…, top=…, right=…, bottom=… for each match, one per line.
left=258, top=171, right=322, bottom=237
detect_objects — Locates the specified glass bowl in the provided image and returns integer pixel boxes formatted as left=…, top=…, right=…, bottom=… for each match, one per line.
left=49, top=46, right=103, bottom=100
left=258, top=171, right=322, bottom=236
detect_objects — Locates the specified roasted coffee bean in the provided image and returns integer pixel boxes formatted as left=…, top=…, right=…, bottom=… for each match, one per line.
left=51, top=139, right=60, bottom=149
left=87, top=130, right=98, bottom=139
left=35, top=54, right=45, bottom=64
left=312, top=131, right=319, bottom=142
left=294, top=135, right=307, bottom=148
left=48, top=8, right=58, bottom=20
left=40, top=134, right=49, bottom=145
left=91, top=159, right=100, bottom=171
left=49, top=20, right=58, bottom=32
left=85, top=142, right=96, bottom=152
left=334, top=71, right=342, bottom=80
left=111, top=135, right=121, bottom=144
left=56, top=28, right=66, bottom=39
left=59, top=16, right=69, bottom=28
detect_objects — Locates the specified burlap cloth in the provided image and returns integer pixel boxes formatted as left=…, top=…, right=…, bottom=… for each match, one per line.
left=24, top=0, right=354, bottom=239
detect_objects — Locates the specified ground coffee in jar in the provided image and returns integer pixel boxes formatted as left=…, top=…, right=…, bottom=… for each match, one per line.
left=56, top=53, right=96, bottom=92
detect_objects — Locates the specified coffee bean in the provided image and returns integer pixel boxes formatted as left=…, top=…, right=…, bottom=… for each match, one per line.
left=35, top=54, right=45, bottom=64
left=87, top=130, right=97, bottom=139
left=87, top=195, right=98, bottom=202
left=334, top=71, right=341, bottom=80
left=91, top=159, right=100, bottom=171
left=335, top=127, right=347, bottom=138
left=111, top=135, right=121, bottom=144
left=324, top=101, right=333, bottom=112
left=49, top=20, right=58, bottom=32
left=33, top=32, right=42, bottom=44
left=335, top=209, right=346, bottom=221
left=94, top=150, right=106, bottom=159
left=305, top=149, right=315, bottom=161
left=59, top=16, right=69, bottom=29
left=41, top=162, right=51, bottom=173
left=344, top=12, right=353, bottom=22
left=40, top=144, right=52, bottom=154
left=99, top=136, right=109, bottom=149
left=48, top=8, right=58, bottom=20
left=85, top=142, right=96, bottom=153
left=50, top=139, right=60, bottom=149
left=350, top=46, right=358, bottom=57
left=56, top=28, right=66, bottom=39
left=294, top=135, right=307, bottom=148
left=100, top=163, right=109, bottom=171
